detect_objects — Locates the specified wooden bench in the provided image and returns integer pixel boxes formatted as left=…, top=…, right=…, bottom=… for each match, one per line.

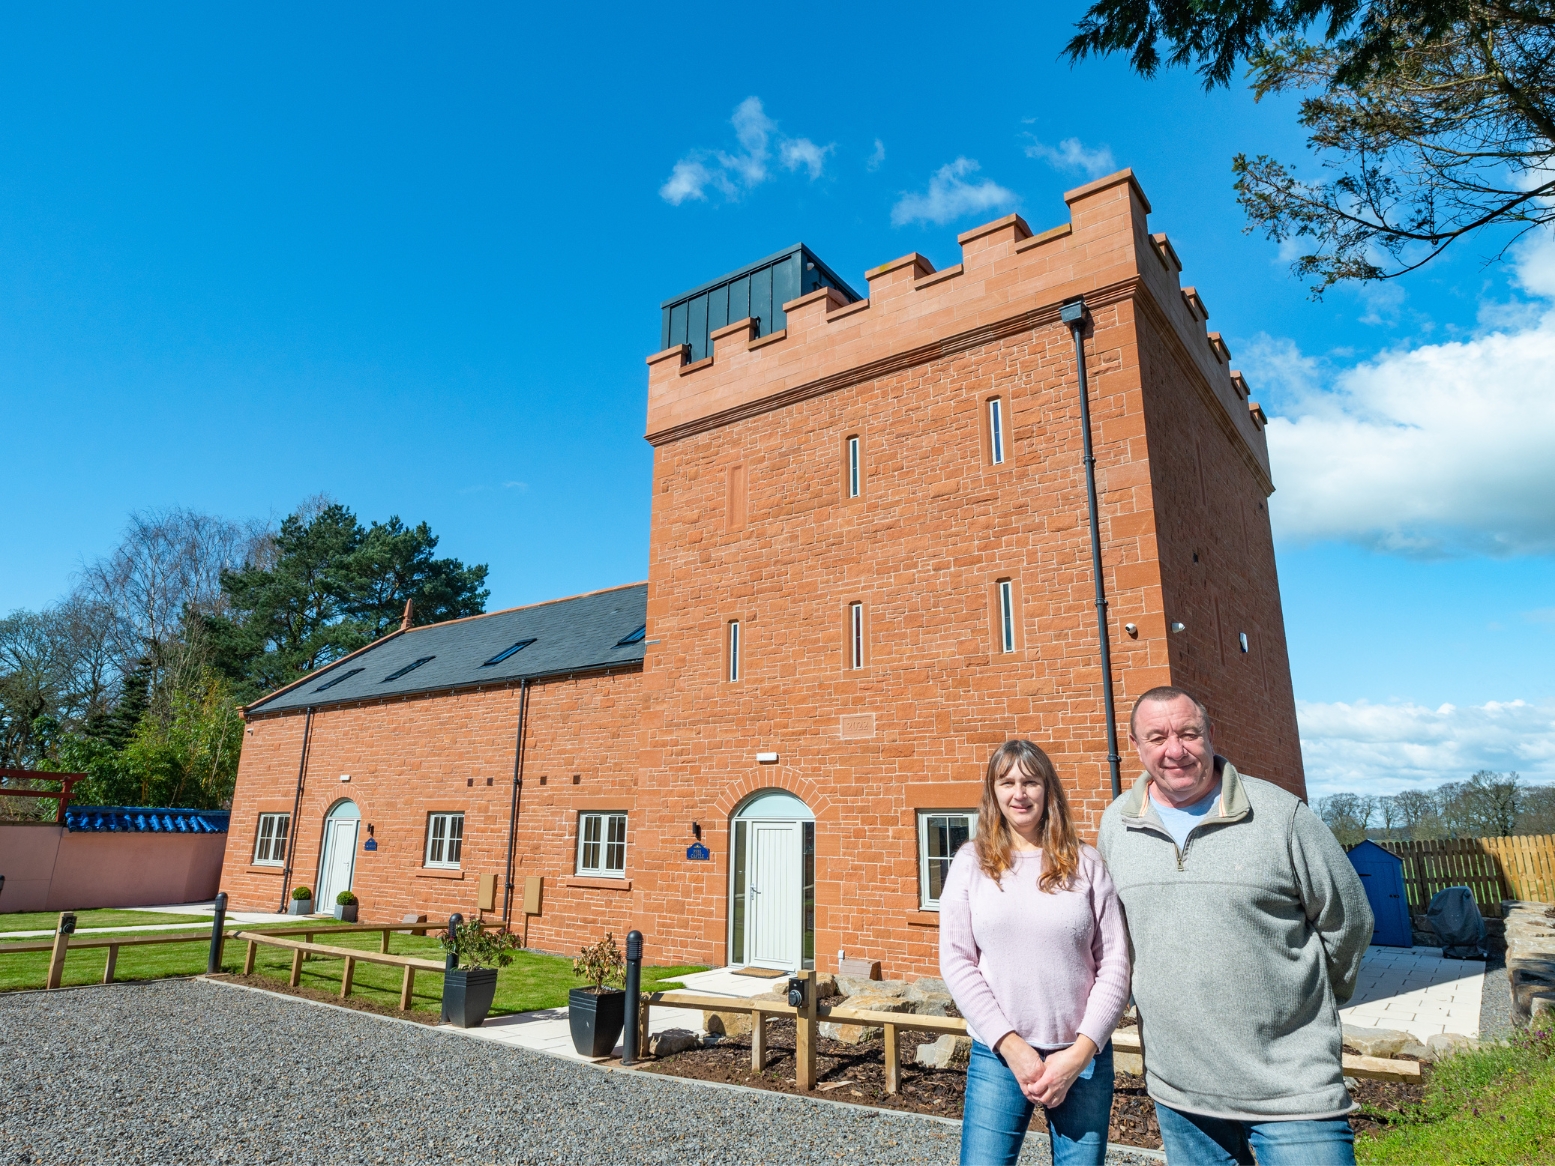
left=231, top=930, right=446, bottom=1010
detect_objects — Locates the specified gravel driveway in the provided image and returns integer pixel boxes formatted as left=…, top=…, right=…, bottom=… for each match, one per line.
left=0, top=980, right=1161, bottom=1165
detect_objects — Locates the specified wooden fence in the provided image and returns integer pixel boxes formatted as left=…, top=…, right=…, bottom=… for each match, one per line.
left=1359, top=834, right=1555, bottom=917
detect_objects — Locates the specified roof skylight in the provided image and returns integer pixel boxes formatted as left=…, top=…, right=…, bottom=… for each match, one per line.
left=483, top=639, right=537, bottom=666
left=382, top=656, right=435, bottom=682
left=616, top=624, right=647, bottom=646
left=314, top=667, right=364, bottom=693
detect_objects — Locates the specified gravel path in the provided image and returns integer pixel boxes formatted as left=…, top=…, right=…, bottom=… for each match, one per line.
left=1480, top=951, right=1515, bottom=1041
left=0, top=980, right=1161, bottom=1165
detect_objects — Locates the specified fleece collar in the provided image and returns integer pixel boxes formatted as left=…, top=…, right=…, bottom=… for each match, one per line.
left=1119, top=756, right=1251, bottom=828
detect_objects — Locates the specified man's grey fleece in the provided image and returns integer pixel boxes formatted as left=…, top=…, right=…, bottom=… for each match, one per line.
left=1097, top=760, right=1373, bottom=1121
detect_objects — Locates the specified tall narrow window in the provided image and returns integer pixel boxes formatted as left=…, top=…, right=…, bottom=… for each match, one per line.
left=253, top=813, right=290, bottom=865
left=728, top=620, right=741, bottom=682
left=988, top=398, right=1006, bottom=465
left=847, top=435, right=861, bottom=498
left=577, top=812, right=628, bottom=878
left=850, top=602, right=865, bottom=670
left=998, top=580, right=1015, bottom=653
left=917, top=811, right=978, bottom=909
left=424, top=812, right=464, bottom=868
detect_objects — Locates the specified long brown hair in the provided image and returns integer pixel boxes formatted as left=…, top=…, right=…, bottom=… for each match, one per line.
left=973, top=739, right=1081, bottom=893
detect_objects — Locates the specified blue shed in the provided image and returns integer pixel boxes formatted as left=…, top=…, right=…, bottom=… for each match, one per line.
left=1348, top=840, right=1412, bottom=948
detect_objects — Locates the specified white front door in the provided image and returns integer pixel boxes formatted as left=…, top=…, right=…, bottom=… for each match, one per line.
left=317, top=818, right=358, bottom=908
left=746, top=820, right=802, bottom=970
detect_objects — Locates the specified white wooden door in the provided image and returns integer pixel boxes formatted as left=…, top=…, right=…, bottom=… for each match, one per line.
left=746, top=821, right=801, bottom=970
left=318, top=819, right=358, bottom=907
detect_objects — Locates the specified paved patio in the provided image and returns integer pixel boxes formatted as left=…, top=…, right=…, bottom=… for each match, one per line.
left=1339, top=945, right=1485, bottom=1040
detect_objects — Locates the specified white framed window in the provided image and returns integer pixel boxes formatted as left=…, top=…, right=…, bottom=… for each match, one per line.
left=850, top=602, right=865, bottom=670
left=918, top=811, right=978, bottom=909
left=424, top=812, right=465, bottom=868
left=253, top=813, right=290, bottom=865
left=998, top=579, right=1016, bottom=653
left=847, top=435, right=861, bottom=498
left=728, top=620, right=741, bottom=682
left=988, top=398, right=1006, bottom=465
left=577, top=812, right=628, bottom=878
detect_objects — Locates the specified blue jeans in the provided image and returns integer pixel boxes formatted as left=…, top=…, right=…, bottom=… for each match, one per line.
left=960, top=1039, right=1113, bottom=1166
left=1154, top=1103, right=1356, bottom=1166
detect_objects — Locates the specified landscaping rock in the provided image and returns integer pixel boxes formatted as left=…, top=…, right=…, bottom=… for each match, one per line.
left=1530, top=996, right=1555, bottom=1026
left=1425, top=1032, right=1479, bottom=1060
left=914, top=1034, right=972, bottom=1069
left=819, top=991, right=911, bottom=1044
left=836, top=975, right=905, bottom=999
left=1112, top=1029, right=1144, bottom=1075
left=702, top=1009, right=753, bottom=1038
left=1341, top=1025, right=1413, bottom=1058
left=812, top=973, right=837, bottom=999
left=649, top=1028, right=700, bottom=1057
left=904, top=979, right=954, bottom=1016
left=909, top=976, right=948, bottom=996
left=1400, top=1039, right=1432, bottom=1060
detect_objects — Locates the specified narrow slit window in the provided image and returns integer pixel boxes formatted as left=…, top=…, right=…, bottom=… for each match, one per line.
left=999, top=580, right=1015, bottom=653
left=483, top=639, right=535, bottom=666
left=989, top=398, right=1006, bottom=465
left=847, top=435, right=861, bottom=498
left=850, top=602, right=864, bottom=670
left=313, top=668, right=362, bottom=693
left=383, top=656, right=435, bottom=682
left=728, top=620, right=741, bottom=682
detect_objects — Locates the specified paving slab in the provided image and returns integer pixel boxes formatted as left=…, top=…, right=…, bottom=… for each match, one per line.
left=1340, top=945, right=1484, bottom=1041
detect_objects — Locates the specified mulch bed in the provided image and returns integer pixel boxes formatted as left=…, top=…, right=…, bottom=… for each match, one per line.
left=207, top=972, right=441, bottom=1024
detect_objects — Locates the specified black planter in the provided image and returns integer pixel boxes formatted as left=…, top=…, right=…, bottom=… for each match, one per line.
left=333, top=903, right=358, bottom=922
left=569, top=987, right=626, bottom=1058
left=442, top=967, right=499, bottom=1028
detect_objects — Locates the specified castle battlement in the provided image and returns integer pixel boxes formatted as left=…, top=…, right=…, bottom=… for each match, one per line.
left=643, top=168, right=1269, bottom=484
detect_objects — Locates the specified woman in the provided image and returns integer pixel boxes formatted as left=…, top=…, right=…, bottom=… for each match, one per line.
left=940, top=740, right=1131, bottom=1166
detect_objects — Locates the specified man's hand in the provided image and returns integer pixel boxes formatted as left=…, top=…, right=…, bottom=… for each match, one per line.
left=1027, top=1035, right=1098, bottom=1108
left=993, top=1032, right=1046, bottom=1095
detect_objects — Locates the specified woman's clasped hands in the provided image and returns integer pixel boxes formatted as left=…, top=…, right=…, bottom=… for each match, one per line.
left=994, top=1032, right=1100, bottom=1109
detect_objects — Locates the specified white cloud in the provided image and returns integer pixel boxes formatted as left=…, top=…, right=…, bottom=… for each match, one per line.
left=1252, top=233, right=1555, bottom=556
left=659, top=97, right=829, bottom=205
left=1297, top=698, right=1555, bottom=798
left=1024, top=136, right=1117, bottom=180
left=891, top=158, right=1017, bottom=228
left=867, top=139, right=886, bottom=172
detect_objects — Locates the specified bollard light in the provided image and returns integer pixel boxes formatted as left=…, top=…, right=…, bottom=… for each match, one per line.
left=622, top=929, right=644, bottom=1066
left=208, top=892, right=228, bottom=974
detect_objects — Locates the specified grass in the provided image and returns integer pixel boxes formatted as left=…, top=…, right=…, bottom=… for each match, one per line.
left=0, top=921, right=704, bottom=1018
left=0, top=909, right=212, bottom=932
left=1358, top=1028, right=1555, bottom=1165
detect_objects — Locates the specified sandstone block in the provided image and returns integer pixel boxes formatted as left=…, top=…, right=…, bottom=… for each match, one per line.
left=821, top=991, right=912, bottom=1043
left=905, top=991, right=955, bottom=1016
left=915, top=1034, right=972, bottom=1069
left=702, top=1009, right=752, bottom=1038
left=1424, top=1032, right=1479, bottom=1060
left=648, top=1028, right=700, bottom=1057
left=1341, top=1025, right=1413, bottom=1058
left=837, top=976, right=908, bottom=999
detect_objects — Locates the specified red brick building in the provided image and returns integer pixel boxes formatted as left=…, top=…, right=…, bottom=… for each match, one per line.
left=222, top=169, right=1301, bottom=979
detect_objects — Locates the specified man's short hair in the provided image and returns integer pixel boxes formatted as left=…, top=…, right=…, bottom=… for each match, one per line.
left=1129, top=686, right=1211, bottom=736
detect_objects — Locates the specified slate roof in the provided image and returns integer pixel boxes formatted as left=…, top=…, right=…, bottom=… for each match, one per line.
left=66, top=806, right=231, bottom=833
left=247, top=582, right=648, bottom=715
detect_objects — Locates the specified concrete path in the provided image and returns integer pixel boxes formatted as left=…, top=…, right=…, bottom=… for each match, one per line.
left=1339, top=944, right=1485, bottom=1041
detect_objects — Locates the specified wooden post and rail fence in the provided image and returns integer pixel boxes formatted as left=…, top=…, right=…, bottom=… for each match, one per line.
left=639, top=971, right=1422, bottom=1091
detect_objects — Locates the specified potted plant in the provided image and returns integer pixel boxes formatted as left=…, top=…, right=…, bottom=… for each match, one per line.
left=438, top=919, right=521, bottom=1028
left=333, top=890, right=358, bottom=922
left=289, top=885, right=313, bottom=915
left=568, top=933, right=627, bottom=1058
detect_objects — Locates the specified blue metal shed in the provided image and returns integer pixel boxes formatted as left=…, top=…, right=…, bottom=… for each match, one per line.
left=1348, top=839, right=1412, bottom=947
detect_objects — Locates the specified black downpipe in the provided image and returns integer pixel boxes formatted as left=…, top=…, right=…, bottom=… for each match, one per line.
left=501, top=680, right=531, bottom=926
left=279, top=708, right=315, bottom=912
left=1061, top=299, right=1123, bottom=800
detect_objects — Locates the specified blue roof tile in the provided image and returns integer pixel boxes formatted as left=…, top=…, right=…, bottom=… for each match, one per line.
left=65, top=806, right=231, bottom=833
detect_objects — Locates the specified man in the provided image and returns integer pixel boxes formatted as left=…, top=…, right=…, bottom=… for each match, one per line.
left=1097, top=686, right=1373, bottom=1166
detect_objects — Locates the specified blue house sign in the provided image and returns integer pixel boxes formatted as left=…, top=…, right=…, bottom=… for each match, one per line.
left=686, top=842, right=710, bottom=861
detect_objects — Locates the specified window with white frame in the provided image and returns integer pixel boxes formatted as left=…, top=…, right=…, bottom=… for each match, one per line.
left=728, top=620, right=741, bottom=682
left=577, top=812, right=628, bottom=878
left=849, top=602, right=865, bottom=670
left=252, top=813, right=290, bottom=865
left=918, top=810, right=978, bottom=909
left=988, top=397, right=1006, bottom=465
left=998, top=579, right=1016, bottom=653
left=847, top=435, right=861, bottom=498
left=424, top=812, right=464, bottom=868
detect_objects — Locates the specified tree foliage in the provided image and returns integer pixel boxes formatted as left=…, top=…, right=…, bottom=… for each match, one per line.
left=1066, top=1, right=1555, bottom=291
left=1320, top=769, right=1549, bottom=842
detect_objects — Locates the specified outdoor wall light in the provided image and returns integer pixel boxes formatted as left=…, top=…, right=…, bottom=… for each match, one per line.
left=1170, top=622, right=1186, bottom=634
left=340, top=773, right=351, bottom=783
left=756, top=752, right=779, bottom=764
left=1124, top=623, right=1138, bottom=637
left=692, top=822, right=702, bottom=841
left=1240, top=632, right=1250, bottom=653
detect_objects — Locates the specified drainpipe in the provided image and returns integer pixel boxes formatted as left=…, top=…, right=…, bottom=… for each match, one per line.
left=501, top=679, right=531, bottom=927
left=279, top=707, right=315, bottom=911
left=1060, top=298, right=1123, bottom=800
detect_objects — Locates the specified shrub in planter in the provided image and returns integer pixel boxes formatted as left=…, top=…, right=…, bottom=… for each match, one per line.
left=569, top=933, right=627, bottom=1058
left=438, top=920, right=521, bottom=1028
left=289, top=885, right=313, bottom=915
left=333, top=890, right=358, bottom=922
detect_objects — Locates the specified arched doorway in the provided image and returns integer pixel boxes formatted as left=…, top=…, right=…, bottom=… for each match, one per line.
left=316, top=800, right=360, bottom=909
left=729, top=790, right=814, bottom=972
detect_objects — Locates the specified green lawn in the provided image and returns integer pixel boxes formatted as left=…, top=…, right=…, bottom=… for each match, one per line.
left=1359, top=1029, right=1555, bottom=1165
left=0, top=921, right=704, bottom=1018
left=0, top=909, right=212, bottom=932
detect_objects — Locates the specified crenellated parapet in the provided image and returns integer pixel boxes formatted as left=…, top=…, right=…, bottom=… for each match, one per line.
left=644, top=168, right=1269, bottom=480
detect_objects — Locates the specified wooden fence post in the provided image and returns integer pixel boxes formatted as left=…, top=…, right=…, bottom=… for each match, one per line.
left=243, top=940, right=257, bottom=975
left=102, top=944, right=119, bottom=985
left=751, top=1011, right=766, bottom=1073
left=45, top=913, right=74, bottom=990
left=795, top=969, right=817, bottom=1091
left=379, top=931, right=391, bottom=954
left=340, top=956, right=356, bottom=999
left=884, top=1023, right=901, bottom=1094
left=400, top=965, right=415, bottom=1010
left=290, top=948, right=304, bottom=987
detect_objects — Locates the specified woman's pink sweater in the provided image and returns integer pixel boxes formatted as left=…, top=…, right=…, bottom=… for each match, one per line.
left=939, top=843, right=1131, bottom=1053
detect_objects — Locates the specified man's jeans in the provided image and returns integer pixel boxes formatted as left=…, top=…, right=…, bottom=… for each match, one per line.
left=1154, top=1102, right=1356, bottom=1166
left=960, top=1040, right=1113, bottom=1166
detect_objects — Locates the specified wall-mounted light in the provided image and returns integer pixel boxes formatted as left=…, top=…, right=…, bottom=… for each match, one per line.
left=1170, top=622, right=1186, bottom=634
left=340, top=773, right=351, bottom=783
left=1239, top=632, right=1249, bottom=653
left=756, top=752, right=779, bottom=764
left=692, top=822, right=702, bottom=841
left=1124, top=623, right=1138, bottom=637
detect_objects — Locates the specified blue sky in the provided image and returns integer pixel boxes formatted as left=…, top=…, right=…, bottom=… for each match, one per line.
left=1, top=3, right=1550, bottom=796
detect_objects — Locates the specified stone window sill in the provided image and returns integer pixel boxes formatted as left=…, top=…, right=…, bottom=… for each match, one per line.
left=906, top=910, right=940, bottom=928
left=415, top=868, right=465, bottom=880
left=564, top=877, right=633, bottom=892
left=245, top=865, right=286, bottom=876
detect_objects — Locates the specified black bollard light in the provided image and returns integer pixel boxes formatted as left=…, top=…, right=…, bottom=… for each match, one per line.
left=622, top=930, right=643, bottom=1065
left=446, top=912, right=463, bottom=971
left=207, top=892, right=228, bottom=974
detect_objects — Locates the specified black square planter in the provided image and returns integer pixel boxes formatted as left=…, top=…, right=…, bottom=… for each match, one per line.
left=569, top=987, right=626, bottom=1058
left=442, top=967, right=499, bottom=1028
